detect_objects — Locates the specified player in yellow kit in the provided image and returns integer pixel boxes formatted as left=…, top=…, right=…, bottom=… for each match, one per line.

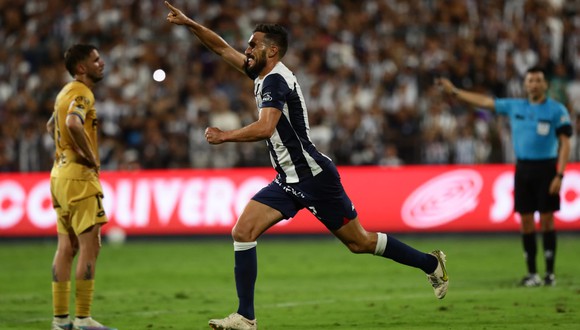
left=47, top=44, right=116, bottom=330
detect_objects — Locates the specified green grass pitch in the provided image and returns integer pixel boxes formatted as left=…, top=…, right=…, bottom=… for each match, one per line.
left=1, top=233, right=579, bottom=329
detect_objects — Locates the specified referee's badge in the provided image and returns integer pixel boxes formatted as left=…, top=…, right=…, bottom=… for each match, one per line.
left=536, top=121, right=550, bottom=135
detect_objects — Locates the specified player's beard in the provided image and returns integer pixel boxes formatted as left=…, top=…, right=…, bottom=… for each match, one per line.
left=88, top=71, right=104, bottom=84
left=246, top=51, right=267, bottom=77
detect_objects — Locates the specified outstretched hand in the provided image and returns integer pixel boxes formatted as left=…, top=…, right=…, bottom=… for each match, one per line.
left=165, top=1, right=190, bottom=25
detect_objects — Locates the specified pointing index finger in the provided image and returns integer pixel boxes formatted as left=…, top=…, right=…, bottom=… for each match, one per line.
left=164, top=1, right=176, bottom=11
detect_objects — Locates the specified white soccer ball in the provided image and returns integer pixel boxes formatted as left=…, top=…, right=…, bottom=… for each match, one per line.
left=106, top=226, right=127, bottom=245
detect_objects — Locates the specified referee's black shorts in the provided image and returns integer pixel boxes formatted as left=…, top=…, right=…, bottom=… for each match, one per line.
left=514, top=159, right=560, bottom=214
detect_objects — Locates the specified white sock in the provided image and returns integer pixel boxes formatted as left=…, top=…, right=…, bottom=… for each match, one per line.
left=234, top=241, right=257, bottom=251
left=374, top=232, right=387, bottom=256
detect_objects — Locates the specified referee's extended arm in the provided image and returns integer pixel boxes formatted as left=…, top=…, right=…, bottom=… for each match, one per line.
left=436, top=78, right=495, bottom=110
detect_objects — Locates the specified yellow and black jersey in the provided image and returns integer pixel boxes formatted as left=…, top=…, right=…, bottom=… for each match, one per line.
left=50, top=81, right=100, bottom=180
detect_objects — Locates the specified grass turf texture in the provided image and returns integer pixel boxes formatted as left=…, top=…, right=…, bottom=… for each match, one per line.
left=1, top=234, right=579, bottom=329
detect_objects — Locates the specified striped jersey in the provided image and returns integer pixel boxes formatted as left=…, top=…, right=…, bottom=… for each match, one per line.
left=495, top=98, right=572, bottom=160
left=251, top=62, right=332, bottom=183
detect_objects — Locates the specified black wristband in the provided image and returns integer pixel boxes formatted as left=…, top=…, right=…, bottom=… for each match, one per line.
left=556, top=173, right=564, bottom=179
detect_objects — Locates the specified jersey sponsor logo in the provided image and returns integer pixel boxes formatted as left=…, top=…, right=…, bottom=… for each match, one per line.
left=75, top=96, right=90, bottom=106
left=401, top=169, right=483, bottom=228
left=74, top=96, right=89, bottom=113
left=274, top=177, right=305, bottom=198
left=261, top=92, right=273, bottom=102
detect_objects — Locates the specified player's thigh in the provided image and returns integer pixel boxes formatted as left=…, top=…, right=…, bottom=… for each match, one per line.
left=52, top=178, right=107, bottom=236
left=77, top=222, right=103, bottom=255
left=71, top=192, right=108, bottom=236
left=236, top=182, right=296, bottom=241
left=51, top=177, right=73, bottom=235
left=233, top=200, right=285, bottom=241
left=514, top=168, right=536, bottom=213
left=539, top=212, right=555, bottom=231
left=56, top=230, right=79, bottom=257
left=519, top=213, right=536, bottom=233
left=54, top=206, right=75, bottom=236
left=300, top=167, right=357, bottom=231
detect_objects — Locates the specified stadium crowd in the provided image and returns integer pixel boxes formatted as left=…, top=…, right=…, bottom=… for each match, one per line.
left=1, top=0, right=579, bottom=172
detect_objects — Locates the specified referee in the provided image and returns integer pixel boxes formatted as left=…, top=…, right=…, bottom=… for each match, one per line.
left=436, top=66, right=572, bottom=287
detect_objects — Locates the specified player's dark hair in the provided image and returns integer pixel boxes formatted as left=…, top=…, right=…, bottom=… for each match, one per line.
left=253, top=24, right=288, bottom=58
left=525, top=66, right=547, bottom=77
left=64, top=44, right=97, bottom=77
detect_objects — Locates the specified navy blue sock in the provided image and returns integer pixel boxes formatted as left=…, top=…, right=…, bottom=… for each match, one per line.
left=542, top=230, right=556, bottom=274
left=235, top=247, right=257, bottom=320
left=522, top=232, right=537, bottom=274
left=381, top=235, right=438, bottom=274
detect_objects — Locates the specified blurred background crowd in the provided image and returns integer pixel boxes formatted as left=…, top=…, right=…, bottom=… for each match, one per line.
left=1, top=0, right=580, bottom=173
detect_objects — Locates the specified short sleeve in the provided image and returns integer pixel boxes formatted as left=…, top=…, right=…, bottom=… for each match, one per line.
left=260, top=73, right=289, bottom=111
left=554, top=102, right=571, bottom=128
left=494, top=98, right=510, bottom=115
left=68, top=95, right=92, bottom=123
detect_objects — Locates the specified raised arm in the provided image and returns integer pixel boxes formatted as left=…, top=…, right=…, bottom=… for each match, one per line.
left=436, top=77, right=496, bottom=111
left=165, top=1, right=246, bottom=74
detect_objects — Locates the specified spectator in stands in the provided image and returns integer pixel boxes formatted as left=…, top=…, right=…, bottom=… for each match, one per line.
left=0, top=0, right=579, bottom=171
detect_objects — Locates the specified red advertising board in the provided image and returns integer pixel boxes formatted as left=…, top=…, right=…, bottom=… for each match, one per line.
left=1, top=164, right=579, bottom=237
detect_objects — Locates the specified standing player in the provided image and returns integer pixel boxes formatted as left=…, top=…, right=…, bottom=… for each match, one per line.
left=165, top=2, right=448, bottom=329
left=436, top=67, right=572, bottom=287
left=47, top=44, right=117, bottom=330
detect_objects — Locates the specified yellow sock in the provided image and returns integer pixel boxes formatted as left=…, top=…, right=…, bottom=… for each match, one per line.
left=75, top=279, right=94, bottom=317
left=52, top=281, right=70, bottom=316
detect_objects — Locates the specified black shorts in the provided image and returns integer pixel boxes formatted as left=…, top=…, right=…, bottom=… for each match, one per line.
left=514, top=159, right=560, bottom=214
left=252, top=165, right=358, bottom=231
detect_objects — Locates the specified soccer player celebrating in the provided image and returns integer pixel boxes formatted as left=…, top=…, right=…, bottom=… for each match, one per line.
left=436, top=67, right=572, bottom=287
left=47, top=44, right=116, bottom=330
left=165, top=2, right=448, bottom=329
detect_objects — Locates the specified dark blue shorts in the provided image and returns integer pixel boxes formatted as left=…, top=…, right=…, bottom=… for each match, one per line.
left=252, top=165, right=358, bottom=231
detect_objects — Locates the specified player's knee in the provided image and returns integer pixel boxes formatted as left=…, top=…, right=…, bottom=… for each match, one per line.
left=345, top=241, right=373, bottom=254
left=540, top=220, right=555, bottom=231
left=57, top=245, right=75, bottom=259
left=231, top=226, right=256, bottom=242
left=343, top=232, right=375, bottom=254
left=58, top=241, right=76, bottom=258
left=79, top=244, right=101, bottom=260
left=78, top=242, right=102, bottom=261
left=71, top=244, right=79, bottom=258
left=346, top=243, right=363, bottom=254
left=520, top=221, right=535, bottom=233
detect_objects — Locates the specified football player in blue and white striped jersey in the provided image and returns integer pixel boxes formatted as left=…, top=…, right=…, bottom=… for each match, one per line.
left=166, top=2, right=448, bottom=328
